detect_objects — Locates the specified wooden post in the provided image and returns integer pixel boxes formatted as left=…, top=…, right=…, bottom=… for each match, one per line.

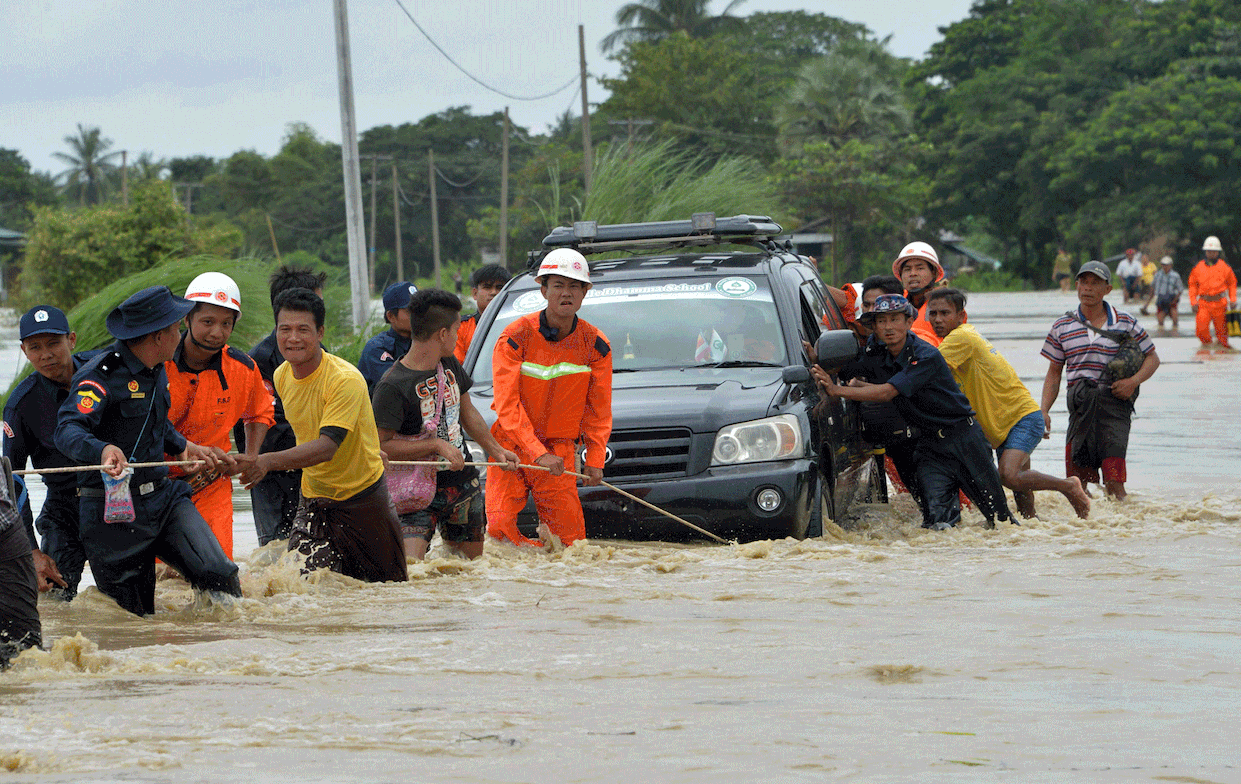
left=579, top=24, right=593, bottom=197
left=500, top=106, right=510, bottom=268
left=392, top=160, right=403, bottom=281
left=429, top=149, right=441, bottom=288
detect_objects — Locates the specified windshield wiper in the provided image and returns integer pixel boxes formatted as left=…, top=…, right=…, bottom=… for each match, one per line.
left=683, top=360, right=783, bottom=369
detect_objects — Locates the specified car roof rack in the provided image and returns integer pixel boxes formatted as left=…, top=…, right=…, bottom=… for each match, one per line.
left=528, top=214, right=785, bottom=272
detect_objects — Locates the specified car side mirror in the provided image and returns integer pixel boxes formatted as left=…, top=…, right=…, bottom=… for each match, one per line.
left=816, top=329, right=860, bottom=372
left=781, top=365, right=811, bottom=385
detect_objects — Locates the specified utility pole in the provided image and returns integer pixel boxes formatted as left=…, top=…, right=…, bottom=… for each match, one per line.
left=607, top=118, right=653, bottom=156
left=429, top=149, right=441, bottom=288
left=392, top=160, right=404, bottom=281
left=333, top=0, right=370, bottom=331
left=499, top=106, right=510, bottom=268
left=173, top=182, right=201, bottom=226
left=368, top=154, right=378, bottom=293
left=265, top=214, right=282, bottom=261
left=578, top=24, right=593, bottom=197
left=121, top=150, right=129, bottom=206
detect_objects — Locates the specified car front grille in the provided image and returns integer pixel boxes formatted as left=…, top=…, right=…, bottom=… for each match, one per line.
left=605, top=428, right=692, bottom=481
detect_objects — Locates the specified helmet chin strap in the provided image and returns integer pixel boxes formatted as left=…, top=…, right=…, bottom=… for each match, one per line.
left=188, top=324, right=223, bottom=353
left=905, top=284, right=929, bottom=297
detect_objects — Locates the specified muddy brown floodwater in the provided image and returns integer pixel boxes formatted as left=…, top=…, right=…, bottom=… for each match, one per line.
left=1, top=290, right=1238, bottom=783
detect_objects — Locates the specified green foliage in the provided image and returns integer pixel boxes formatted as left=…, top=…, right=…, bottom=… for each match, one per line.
left=583, top=139, right=786, bottom=226
left=911, top=0, right=1241, bottom=276
left=948, top=266, right=1031, bottom=292
left=17, top=180, right=243, bottom=310
left=601, top=0, right=746, bottom=53
left=0, top=148, right=58, bottom=231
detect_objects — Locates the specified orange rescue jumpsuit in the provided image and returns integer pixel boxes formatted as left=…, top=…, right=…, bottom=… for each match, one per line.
left=1188, top=258, right=1237, bottom=347
left=453, top=312, right=479, bottom=363
left=910, top=298, right=941, bottom=346
left=166, top=343, right=275, bottom=557
left=486, top=311, right=612, bottom=547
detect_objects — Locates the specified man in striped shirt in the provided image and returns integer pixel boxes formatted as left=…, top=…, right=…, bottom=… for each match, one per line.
left=1039, top=261, right=1160, bottom=500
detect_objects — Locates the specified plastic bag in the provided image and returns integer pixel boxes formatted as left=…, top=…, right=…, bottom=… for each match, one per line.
left=102, top=467, right=136, bottom=524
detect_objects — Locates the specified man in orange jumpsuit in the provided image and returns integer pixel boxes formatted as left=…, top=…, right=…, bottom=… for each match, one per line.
left=892, top=241, right=944, bottom=347
left=166, top=272, right=275, bottom=558
left=1188, top=235, right=1238, bottom=349
left=486, top=248, right=612, bottom=547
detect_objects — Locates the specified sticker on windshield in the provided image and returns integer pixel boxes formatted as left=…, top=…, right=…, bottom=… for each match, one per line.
left=510, top=291, right=545, bottom=313
left=715, top=277, right=758, bottom=298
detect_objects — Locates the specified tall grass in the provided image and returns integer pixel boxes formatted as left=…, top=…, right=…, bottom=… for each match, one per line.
left=583, top=140, right=787, bottom=226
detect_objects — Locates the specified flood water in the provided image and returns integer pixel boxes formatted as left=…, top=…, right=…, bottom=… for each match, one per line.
left=2, top=291, right=1238, bottom=783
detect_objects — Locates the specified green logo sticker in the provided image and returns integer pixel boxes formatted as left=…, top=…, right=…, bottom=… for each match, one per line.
left=715, top=277, right=758, bottom=298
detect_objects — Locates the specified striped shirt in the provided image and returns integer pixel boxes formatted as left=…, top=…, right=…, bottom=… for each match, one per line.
left=1041, top=303, right=1155, bottom=387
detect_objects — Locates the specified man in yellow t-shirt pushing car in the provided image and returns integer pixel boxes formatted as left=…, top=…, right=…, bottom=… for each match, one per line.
left=927, top=289, right=1091, bottom=520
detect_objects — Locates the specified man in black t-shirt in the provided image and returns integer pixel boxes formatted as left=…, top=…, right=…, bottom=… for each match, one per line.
left=371, top=289, right=518, bottom=560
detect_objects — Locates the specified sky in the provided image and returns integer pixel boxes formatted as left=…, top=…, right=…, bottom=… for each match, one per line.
left=3, top=0, right=977, bottom=176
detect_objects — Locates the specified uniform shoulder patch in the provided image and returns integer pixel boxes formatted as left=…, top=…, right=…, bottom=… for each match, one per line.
left=75, top=378, right=109, bottom=398
left=594, top=335, right=611, bottom=358
left=506, top=337, right=521, bottom=352
left=97, top=351, right=124, bottom=375
left=5, top=374, right=39, bottom=411
left=226, top=346, right=257, bottom=371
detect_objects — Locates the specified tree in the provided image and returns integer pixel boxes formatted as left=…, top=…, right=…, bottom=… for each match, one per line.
left=775, top=40, right=911, bottom=154
left=17, top=180, right=242, bottom=310
left=52, top=124, right=122, bottom=206
left=601, top=0, right=746, bottom=53
left=128, top=152, right=169, bottom=182
left=0, top=148, right=58, bottom=230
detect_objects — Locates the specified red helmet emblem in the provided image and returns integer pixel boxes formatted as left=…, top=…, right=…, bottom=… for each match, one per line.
left=215, top=291, right=227, bottom=302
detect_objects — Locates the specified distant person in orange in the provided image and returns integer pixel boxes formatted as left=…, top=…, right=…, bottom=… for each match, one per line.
left=892, top=241, right=944, bottom=346
left=166, top=273, right=275, bottom=558
left=1188, top=235, right=1237, bottom=349
left=486, top=248, right=612, bottom=548
left=453, top=264, right=511, bottom=363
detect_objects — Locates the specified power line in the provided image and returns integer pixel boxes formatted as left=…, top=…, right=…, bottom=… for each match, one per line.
left=390, top=0, right=578, bottom=101
left=434, top=165, right=486, bottom=189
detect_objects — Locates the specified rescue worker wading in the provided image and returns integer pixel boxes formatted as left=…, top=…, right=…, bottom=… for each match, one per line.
left=892, top=241, right=945, bottom=347
left=1187, top=235, right=1238, bottom=349
left=486, top=248, right=613, bottom=547
left=165, top=273, right=275, bottom=558
left=453, top=264, right=512, bottom=363
left=2, top=306, right=98, bottom=599
left=54, top=286, right=242, bottom=617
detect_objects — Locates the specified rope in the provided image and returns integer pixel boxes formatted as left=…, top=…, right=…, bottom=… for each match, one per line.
left=391, top=460, right=730, bottom=544
left=15, top=459, right=208, bottom=476
left=390, top=0, right=578, bottom=102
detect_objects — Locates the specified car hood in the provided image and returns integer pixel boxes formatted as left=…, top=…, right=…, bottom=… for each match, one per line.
left=471, top=366, right=786, bottom=433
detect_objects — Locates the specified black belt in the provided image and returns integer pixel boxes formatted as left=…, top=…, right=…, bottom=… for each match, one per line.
left=931, top=417, right=975, bottom=440
left=78, top=479, right=163, bottom=498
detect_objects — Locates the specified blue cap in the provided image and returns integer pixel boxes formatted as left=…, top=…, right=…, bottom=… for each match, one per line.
left=19, top=305, right=71, bottom=340
left=382, top=281, right=417, bottom=311
left=105, top=286, right=195, bottom=340
left=859, top=294, right=917, bottom=324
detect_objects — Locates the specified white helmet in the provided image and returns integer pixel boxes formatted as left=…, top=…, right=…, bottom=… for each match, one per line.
left=536, top=248, right=592, bottom=286
left=892, top=241, right=944, bottom=282
left=1203, top=235, right=1223, bottom=252
left=185, top=272, right=241, bottom=313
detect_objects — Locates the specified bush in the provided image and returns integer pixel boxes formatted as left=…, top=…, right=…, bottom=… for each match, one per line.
left=16, top=180, right=242, bottom=310
left=947, top=267, right=1031, bottom=292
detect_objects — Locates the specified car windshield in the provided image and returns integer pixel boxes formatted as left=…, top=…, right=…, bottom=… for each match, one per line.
left=470, top=275, right=787, bottom=384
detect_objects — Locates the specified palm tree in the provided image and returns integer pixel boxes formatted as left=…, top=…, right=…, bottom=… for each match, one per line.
left=775, top=40, right=910, bottom=154
left=601, top=0, right=747, bottom=53
left=53, top=124, right=122, bottom=205
left=129, top=151, right=169, bottom=182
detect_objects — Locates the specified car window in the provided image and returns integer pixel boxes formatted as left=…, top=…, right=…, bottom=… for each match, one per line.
left=471, top=276, right=787, bottom=383
left=799, top=282, right=827, bottom=340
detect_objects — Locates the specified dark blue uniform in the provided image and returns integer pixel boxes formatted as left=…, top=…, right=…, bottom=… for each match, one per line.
left=2, top=351, right=98, bottom=598
left=1, top=456, right=39, bottom=668
left=53, top=341, right=240, bottom=616
left=357, top=328, right=410, bottom=395
left=845, top=333, right=1013, bottom=529
left=240, top=330, right=300, bottom=544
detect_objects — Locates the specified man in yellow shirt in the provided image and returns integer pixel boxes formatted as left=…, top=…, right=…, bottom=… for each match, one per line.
left=927, top=289, right=1090, bottom=520
left=233, top=289, right=406, bottom=582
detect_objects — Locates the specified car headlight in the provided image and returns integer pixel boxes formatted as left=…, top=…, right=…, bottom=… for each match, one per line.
left=711, top=414, right=803, bottom=466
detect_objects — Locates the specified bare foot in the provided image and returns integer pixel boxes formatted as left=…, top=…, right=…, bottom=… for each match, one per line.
left=1064, top=476, right=1091, bottom=519
left=1104, top=480, right=1127, bottom=501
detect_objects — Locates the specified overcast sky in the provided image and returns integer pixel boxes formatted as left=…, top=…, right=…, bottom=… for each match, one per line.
left=4, top=0, right=975, bottom=175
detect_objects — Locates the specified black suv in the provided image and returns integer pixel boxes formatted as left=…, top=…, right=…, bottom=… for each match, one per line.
left=461, top=215, right=885, bottom=542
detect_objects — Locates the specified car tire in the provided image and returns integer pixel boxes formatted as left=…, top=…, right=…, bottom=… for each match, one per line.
left=863, top=453, right=889, bottom=504
left=805, top=474, right=836, bottom=539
